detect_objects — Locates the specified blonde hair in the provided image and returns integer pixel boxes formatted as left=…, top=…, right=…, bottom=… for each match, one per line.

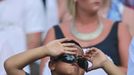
left=67, top=0, right=76, bottom=18
left=67, top=0, right=108, bottom=18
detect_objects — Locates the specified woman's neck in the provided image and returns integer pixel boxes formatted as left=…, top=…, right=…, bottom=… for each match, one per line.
left=76, top=11, right=99, bottom=26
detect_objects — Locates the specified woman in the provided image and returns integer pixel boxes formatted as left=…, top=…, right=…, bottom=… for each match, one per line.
left=40, top=0, right=131, bottom=75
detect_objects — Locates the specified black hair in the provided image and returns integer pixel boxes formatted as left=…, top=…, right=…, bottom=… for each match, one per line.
left=62, top=40, right=82, bottom=48
left=50, top=40, right=83, bottom=61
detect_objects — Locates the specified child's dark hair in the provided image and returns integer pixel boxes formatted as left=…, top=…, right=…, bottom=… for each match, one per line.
left=62, top=40, right=82, bottom=48
left=50, top=40, right=83, bottom=61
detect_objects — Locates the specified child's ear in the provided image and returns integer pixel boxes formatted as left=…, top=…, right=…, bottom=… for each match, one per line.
left=48, top=61, right=56, bottom=71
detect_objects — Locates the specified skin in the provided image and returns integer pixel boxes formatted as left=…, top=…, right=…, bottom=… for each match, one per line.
left=122, top=6, right=134, bottom=36
left=49, top=61, right=79, bottom=75
left=85, top=47, right=125, bottom=75
left=40, top=0, right=131, bottom=74
left=57, top=0, right=72, bottom=23
left=4, top=38, right=78, bottom=75
left=4, top=43, right=125, bottom=75
left=49, top=46, right=83, bottom=75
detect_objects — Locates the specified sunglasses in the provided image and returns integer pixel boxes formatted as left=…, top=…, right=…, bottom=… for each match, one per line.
left=54, top=53, right=89, bottom=71
left=52, top=40, right=92, bottom=71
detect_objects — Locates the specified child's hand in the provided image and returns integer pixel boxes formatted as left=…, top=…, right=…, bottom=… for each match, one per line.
left=45, top=38, right=78, bottom=56
left=84, top=47, right=108, bottom=71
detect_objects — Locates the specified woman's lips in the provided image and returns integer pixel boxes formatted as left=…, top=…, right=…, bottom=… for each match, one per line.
left=94, top=2, right=101, bottom=5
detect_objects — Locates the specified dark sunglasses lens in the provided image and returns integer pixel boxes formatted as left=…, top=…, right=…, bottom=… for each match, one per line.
left=57, top=54, right=89, bottom=71
left=60, top=54, right=77, bottom=63
left=77, top=58, right=88, bottom=71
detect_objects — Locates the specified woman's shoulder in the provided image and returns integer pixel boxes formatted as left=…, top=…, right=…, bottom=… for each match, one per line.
left=107, top=20, right=129, bottom=35
left=104, top=18, right=127, bottom=29
left=117, top=22, right=131, bottom=41
left=48, top=22, right=69, bottom=31
left=117, top=22, right=129, bottom=31
left=44, top=23, right=69, bottom=43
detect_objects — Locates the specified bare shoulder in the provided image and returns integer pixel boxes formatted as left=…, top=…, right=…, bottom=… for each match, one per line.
left=60, top=21, right=70, bottom=28
left=122, top=6, right=134, bottom=36
left=60, top=21, right=71, bottom=32
left=122, top=6, right=134, bottom=26
left=118, top=22, right=129, bottom=31
left=105, top=19, right=128, bottom=31
left=117, top=22, right=131, bottom=40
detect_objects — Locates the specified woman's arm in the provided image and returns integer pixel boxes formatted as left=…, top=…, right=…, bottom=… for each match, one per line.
left=102, top=59, right=125, bottom=75
left=122, top=6, right=134, bottom=36
left=4, top=38, right=77, bottom=75
left=85, top=47, right=125, bottom=75
left=118, top=23, right=132, bottom=73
